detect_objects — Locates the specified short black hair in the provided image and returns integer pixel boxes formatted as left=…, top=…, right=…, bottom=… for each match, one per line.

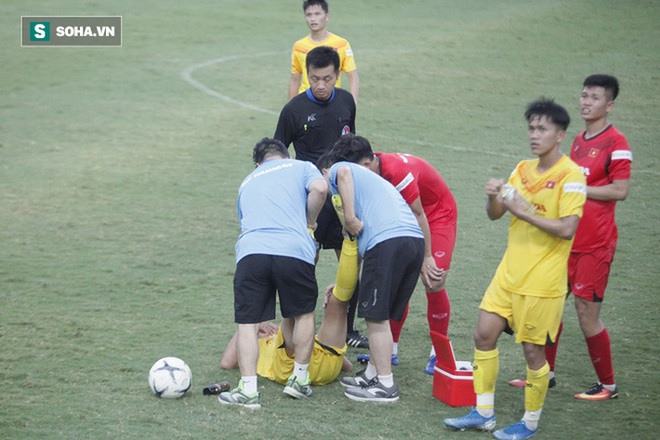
left=583, top=74, right=619, bottom=101
left=524, top=98, right=570, bottom=132
left=306, top=45, right=340, bottom=74
left=316, top=150, right=345, bottom=171
left=303, top=0, right=329, bottom=13
left=331, top=134, right=374, bottom=163
left=252, top=137, right=289, bottom=164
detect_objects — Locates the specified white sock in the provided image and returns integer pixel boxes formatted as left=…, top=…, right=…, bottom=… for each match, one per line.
left=241, top=376, right=258, bottom=395
left=523, top=409, right=542, bottom=431
left=378, top=373, right=394, bottom=387
left=548, top=371, right=555, bottom=380
left=392, top=342, right=399, bottom=356
left=365, top=362, right=377, bottom=380
left=476, top=393, right=495, bottom=418
left=430, top=346, right=436, bottom=358
left=602, top=383, right=616, bottom=392
left=293, top=362, right=309, bottom=380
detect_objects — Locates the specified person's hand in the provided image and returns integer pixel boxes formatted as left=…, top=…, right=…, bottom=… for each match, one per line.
left=486, top=178, right=506, bottom=197
left=420, top=257, right=447, bottom=292
left=257, top=322, right=278, bottom=337
left=344, top=216, right=363, bottom=237
left=500, top=186, right=535, bottom=219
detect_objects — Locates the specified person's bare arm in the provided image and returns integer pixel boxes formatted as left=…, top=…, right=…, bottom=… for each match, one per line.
left=345, top=70, right=359, bottom=105
left=586, top=179, right=629, bottom=201
left=288, top=72, right=302, bottom=101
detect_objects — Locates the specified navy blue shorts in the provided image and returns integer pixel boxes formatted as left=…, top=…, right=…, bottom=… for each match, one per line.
left=358, top=237, right=424, bottom=321
left=233, top=254, right=318, bottom=323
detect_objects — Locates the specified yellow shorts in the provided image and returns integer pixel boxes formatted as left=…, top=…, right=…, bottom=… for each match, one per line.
left=480, top=282, right=565, bottom=345
left=257, top=327, right=347, bottom=386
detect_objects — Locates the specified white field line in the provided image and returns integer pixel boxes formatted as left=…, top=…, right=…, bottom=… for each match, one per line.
left=181, top=53, right=658, bottom=174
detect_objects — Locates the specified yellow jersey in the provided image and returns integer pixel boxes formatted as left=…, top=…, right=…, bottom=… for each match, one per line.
left=493, top=155, right=586, bottom=297
left=291, top=33, right=357, bottom=94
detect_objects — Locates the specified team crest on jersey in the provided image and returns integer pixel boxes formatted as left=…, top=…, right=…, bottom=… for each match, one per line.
left=545, top=181, right=556, bottom=189
left=341, top=125, right=351, bottom=135
left=588, top=148, right=599, bottom=157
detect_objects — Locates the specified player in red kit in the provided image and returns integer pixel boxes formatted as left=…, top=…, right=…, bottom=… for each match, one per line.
left=509, top=74, right=631, bottom=400
left=330, top=134, right=458, bottom=373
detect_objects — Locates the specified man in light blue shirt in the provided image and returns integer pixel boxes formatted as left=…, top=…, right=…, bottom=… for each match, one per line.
left=317, top=150, right=424, bottom=403
left=219, top=138, right=327, bottom=409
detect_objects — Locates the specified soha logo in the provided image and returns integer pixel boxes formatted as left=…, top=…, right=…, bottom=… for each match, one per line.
left=30, top=22, right=50, bottom=41
left=22, top=16, right=122, bottom=47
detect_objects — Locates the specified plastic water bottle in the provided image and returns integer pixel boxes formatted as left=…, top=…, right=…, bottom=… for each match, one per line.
left=500, top=184, right=536, bottom=214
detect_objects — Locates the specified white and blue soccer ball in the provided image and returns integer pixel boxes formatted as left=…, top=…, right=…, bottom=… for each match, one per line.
left=148, top=357, right=192, bottom=398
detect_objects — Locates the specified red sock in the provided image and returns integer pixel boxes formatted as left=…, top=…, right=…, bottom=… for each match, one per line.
left=545, top=321, right=563, bottom=372
left=427, top=289, right=450, bottom=336
left=390, top=303, right=408, bottom=343
left=586, top=328, right=615, bottom=385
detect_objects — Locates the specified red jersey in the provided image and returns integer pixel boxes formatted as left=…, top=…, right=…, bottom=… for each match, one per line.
left=377, top=152, right=457, bottom=225
left=570, top=125, right=632, bottom=252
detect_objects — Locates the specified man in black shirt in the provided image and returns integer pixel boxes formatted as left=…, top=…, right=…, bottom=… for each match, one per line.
left=274, top=46, right=367, bottom=349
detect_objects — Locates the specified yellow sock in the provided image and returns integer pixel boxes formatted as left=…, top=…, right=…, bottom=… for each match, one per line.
left=473, top=348, right=498, bottom=411
left=332, top=236, right=358, bottom=302
left=525, top=362, right=550, bottom=412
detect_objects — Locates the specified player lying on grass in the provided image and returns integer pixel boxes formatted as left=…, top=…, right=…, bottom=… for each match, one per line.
left=220, top=233, right=359, bottom=391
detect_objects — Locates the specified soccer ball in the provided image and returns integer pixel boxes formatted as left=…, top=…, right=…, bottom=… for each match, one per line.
left=148, top=357, right=193, bottom=398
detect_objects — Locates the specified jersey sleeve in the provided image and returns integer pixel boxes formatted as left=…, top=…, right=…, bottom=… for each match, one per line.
left=341, top=42, right=357, bottom=73
left=274, top=105, right=295, bottom=148
left=559, top=170, right=587, bottom=218
left=291, top=45, right=303, bottom=75
left=304, top=162, right=324, bottom=189
left=608, top=135, right=632, bottom=180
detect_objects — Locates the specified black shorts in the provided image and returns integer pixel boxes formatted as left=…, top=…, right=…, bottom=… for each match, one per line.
left=314, top=196, right=344, bottom=250
left=233, top=254, right=318, bottom=323
left=358, top=236, right=424, bottom=321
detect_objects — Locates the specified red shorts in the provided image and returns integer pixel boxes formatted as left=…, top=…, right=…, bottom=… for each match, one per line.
left=429, top=222, right=457, bottom=270
left=568, top=244, right=616, bottom=302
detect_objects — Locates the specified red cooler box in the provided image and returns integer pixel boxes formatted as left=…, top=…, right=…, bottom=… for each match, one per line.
left=430, top=330, right=476, bottom=407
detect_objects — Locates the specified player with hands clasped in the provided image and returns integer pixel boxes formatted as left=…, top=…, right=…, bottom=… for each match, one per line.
left=444, top=99, right=586, bottom=440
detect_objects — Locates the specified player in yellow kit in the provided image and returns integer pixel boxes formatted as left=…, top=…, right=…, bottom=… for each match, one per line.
left=220, top=208, right=360, bottom=393
left=288, top=0, right=359, bottom=103
left=444, top=99, right=586, bottom=440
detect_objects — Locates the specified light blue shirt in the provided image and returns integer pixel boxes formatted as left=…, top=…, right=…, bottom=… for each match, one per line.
left=329, top=162, right=423, bottom=257
left=236, top=158, right=323, bottom=264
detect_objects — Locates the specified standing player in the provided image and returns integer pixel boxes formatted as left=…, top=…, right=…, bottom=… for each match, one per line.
left=289, top=0, right=359, bottom=104
left=444, top=99, right=586, bottom=439
left=317, top=151, right=425, bottom=403
left=331, top=134, right=457, bottom=373
left=275, top=45, right=368, bottom=350
left=509, top=75, right=631, bottom=400
left=218, top=138, right=327, bottom=409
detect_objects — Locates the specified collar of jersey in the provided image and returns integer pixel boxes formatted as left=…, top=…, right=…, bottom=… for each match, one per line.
left=306, top=88, right=335, bottom=104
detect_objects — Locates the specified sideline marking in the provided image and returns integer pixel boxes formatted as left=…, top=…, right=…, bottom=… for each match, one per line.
left=181, top=53, right=657, bottom=173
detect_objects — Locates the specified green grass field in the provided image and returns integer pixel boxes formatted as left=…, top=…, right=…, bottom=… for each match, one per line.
left=1, top=1, right=659, bottom=438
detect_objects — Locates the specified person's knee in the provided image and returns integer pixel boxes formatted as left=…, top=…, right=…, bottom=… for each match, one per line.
left=523, top=343, right=546, bottom=369
left=219, top=358, right=235, bottom=370
left=473, top=327, right=498, bottom=350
